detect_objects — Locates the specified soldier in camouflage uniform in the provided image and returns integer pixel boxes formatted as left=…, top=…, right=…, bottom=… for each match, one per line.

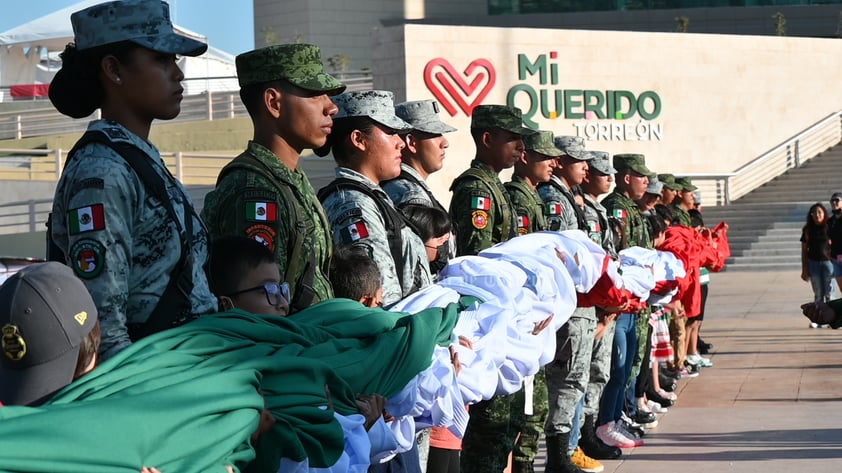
left=318, top=90, right=432, bottom=308
left=48, top=0, right=216, bottom=361
left=596, top=154, right=655, bottom=450
left=576, top=151, right=623, bottom=461
left=658, top=173, right=681, bottom=207
left=506, top=130, right=559, bottom=472
left=672, top=177, right=698, bottom=227
left=450, top=105, right=534, bottom=473
left=537, top=137, right=600, bottom=473
left=505, top=130, right=559, bottom=236
left=201, top=44, right=345, bottom=313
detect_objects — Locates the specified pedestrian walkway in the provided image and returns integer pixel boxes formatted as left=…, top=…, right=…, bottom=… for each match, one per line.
left=533, top=270, right=842, bottom=473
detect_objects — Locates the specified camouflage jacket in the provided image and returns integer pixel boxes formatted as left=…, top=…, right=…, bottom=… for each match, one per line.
left=601, top=190, right=651, bottom=249
left=538, top=175, right=584, bottom=232
left=201, top=141, right=334, bottom=311
left=505, top=174, right=548, bottom=234
left=583, top=193, right=618, bottom=258
left=51, top=120, right=217, bottom=360
left=672, top=204, right=692, bottom=227
left=320, top=167, right=432, bottom=307
left=449, top=159, right=517, bottom=256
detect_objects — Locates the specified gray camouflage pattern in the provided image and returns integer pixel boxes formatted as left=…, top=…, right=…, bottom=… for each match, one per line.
left=235, top=43, right=345, bottom=93
left=71, top=0, right=206, bottom=56
left=584, top=321, right=616, bottom=415
left=554, top=135, right=589, bottom=160
left=545, top=310, right=597, bottom=435
left=333, top=90, right=411, bottom=131
left=583, top=193, right=618, bottom=258
left=50, top=120, right=217, bottom=361
left=538, top=175, right=579, bottom=232
left=320, top=167, right=431, bottom=306
left=394, top=100, right=457, bottom=135
left=588, top=151, right=616, bottom=175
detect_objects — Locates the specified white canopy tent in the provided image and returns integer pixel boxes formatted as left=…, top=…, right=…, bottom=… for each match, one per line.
left=0, top=0, right=237, bottom=95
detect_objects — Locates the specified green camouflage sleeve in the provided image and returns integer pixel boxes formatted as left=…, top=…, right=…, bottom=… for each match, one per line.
left=450, top=178, right=496, bottom=256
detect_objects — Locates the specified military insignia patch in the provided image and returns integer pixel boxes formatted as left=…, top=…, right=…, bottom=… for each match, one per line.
left=246, top=224, right=278, bottom=251
left=471, top=210, right=488, bottom=229
left=612, top=209, right=628, bottom=219
left=246, top=201, right=278, bottom=222
left=470, top=196, right=492, bottom=210
left=518, top=227, right=528, bottom=235
left=68, top=204, right=105, bottom=235
left=546, top=203, right=562, bottom=215
left=341, top=221, right=369, bottom=243
left=69, top=239, right=106, bottom=279
left=2, top=324, right=27, bottom=361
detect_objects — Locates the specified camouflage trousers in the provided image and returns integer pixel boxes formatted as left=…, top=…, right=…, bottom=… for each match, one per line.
left=545, top=310, right=597, bottom=436
left=460, top=392, right=526, bottom=473
left=512, top=367, right=548, bottom=464
left=628, top=308, right=652, bottom=385
left=584, top=320, right=616, bottom=416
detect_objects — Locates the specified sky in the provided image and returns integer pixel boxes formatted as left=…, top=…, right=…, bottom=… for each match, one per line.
left=0, top=0, right=254, bottom=55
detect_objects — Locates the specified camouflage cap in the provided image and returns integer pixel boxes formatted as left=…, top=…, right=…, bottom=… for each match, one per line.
left=675, top=176, right=698, bottom=191
left=646, top=176, right=664, bottom=195
left=333, top=90, right=412, bottom=132
left=470, top=105, right=536, bottom=136
left=554, top=135, right=590, bottom=160
left=394, top=100, right=457, bottom=135
left=524, top=130, right=562, bottom=158
left=614, top=153, right=654, bottom=177
left=657, top=173, right=682, bottom=191
left=71, top=0, right=207, bottom=56
left=235, top=44, right=346, bottom=94
left=587, top=151, right=616, bottom=175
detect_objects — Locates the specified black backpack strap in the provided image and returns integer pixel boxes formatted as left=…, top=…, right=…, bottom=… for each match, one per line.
left=49, top=130, right=195, bottom=341
left=318, top=178, right=407, bottom=290
left=393, top=169, right=449, bottom=215
left=451, top=168, right=513, bottom=239
left=217, top=154, right=317, bottom=311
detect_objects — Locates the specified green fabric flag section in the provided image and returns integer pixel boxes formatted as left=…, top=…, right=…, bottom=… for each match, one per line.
left=0, top=299, right=460, bottom=473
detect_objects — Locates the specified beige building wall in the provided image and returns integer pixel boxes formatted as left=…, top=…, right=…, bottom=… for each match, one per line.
left=373, top=24, right=842, bottom=206
left=253, top=0, right=486, bottom=70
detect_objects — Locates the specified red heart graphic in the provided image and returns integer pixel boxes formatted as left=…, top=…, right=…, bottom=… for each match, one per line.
left=424, top=58, right=497, bottom=117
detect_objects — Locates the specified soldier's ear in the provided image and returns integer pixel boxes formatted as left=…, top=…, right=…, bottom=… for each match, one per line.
left=480, top=130, right=494, bottom=150
left=264, top=87, right=283, bottom=119
left=405, top=133, right=419, bottom=154
left=219, top=296, right=235, bottom=311
left=349, top=129, right=367, bottom=152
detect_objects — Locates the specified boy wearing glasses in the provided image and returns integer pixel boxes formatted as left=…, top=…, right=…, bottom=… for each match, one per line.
left=209, top=236, right=290, bottom=316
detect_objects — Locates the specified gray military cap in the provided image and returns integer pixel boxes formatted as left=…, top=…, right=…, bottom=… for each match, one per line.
left=554, top=136, right=590, bottom=160
left=587, top=151, right=616, bottom=175
left=71, top=0, right=207, bottom=56
left=646, top=176, right=664, bottom=195
left=333, top=90, right=412, bottom=132
left=395, top=100, right=457, bottom=135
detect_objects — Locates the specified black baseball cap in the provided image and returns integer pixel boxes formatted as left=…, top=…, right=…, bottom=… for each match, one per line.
left=0, top=262, right=97, bottom=406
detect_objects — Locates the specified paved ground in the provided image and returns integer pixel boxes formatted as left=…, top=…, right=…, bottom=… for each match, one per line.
left=533, top=270, right=842, bottom=473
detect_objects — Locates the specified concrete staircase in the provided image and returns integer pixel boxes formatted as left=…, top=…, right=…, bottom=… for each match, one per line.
left=701, top=145, right=842, bottom=271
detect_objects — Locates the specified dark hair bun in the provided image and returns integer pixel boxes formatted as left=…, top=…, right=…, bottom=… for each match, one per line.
left=49, top=44, right=101, bottom=119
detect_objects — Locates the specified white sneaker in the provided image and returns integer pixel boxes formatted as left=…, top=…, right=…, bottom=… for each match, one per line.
left=647, top=399, right=668, bottom=413
left=810, top=322, right=819, bottom=328
left=614, top=420, right=645, bottom=446
left=595, top=422, right=637, bottom=448
left=688, top=353, right=713, bottom=367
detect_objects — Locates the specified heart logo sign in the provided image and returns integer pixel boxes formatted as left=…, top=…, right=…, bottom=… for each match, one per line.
left=424, top=58, right=497, bottom=116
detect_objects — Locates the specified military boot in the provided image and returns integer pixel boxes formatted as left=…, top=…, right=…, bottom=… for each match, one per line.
left=579, top=414, right=622, bottom=460
left=544, top=433, right=585, bottom=473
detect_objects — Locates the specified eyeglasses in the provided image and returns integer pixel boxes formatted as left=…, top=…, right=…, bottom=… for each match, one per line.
left=228, top=282, right=290, bottom=308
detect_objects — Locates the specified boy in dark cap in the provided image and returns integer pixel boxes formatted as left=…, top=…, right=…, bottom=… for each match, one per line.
left=202, top=44, right=346, bottom=314
left=0, top=262, right=100, bottom=406
left=671, top=177, right=698, bottom=227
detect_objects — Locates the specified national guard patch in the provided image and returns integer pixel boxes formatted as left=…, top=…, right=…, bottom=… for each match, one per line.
left=341, top=221, right=369, bottom=243
left=470, top=195, right=492, bottom=211
left=69, top=239, right=105, bottom=279
left=546, top=203, right=562, bottom=216
left=246, top=224, right=278, bottom=251
left=246, top=201, right=278, bottom=222
left=70, top=178, right=104, bottom=195
left=68, top=204, right=105, bottom=235
left=471, top=210, right=488, bottom=230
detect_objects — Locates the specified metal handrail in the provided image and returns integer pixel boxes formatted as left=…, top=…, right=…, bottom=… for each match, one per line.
left=684, top=111, right=842, bottom=206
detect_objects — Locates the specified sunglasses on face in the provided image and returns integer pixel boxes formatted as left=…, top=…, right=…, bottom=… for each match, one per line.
left=228, top=282, right=291, bottom=308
